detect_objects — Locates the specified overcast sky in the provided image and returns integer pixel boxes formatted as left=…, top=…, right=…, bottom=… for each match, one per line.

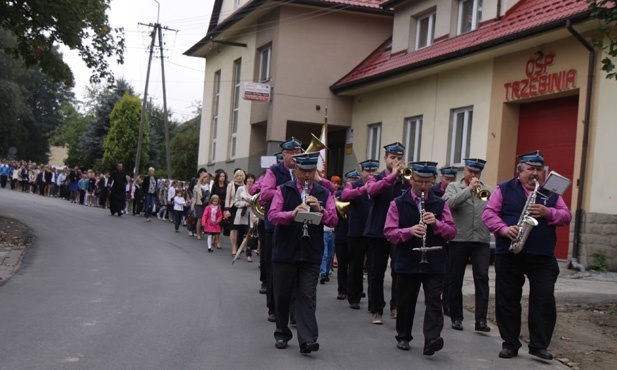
left=61, top=0, right=216, bottom=122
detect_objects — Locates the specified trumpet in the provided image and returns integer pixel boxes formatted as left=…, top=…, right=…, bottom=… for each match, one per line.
left=335, top=199, right=350, bottom=219
left=400, top=167, right=413, bottom=181
left=472, top=177, right=491, bottom=201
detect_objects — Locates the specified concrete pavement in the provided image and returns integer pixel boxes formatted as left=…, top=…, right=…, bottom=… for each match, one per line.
left=0, top=189, right=572, bottom=369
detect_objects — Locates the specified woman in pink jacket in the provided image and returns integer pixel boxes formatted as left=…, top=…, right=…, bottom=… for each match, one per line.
left=202, top=195, right=223, bottom=252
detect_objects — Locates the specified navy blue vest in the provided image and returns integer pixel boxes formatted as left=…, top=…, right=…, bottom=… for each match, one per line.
left=272, top=180, right=330, bottom=264
left=365, top=171, right=409, bottom=238
left=334, top=190, right=348, bottom=244
left=264, top=162, right=292, bottom=233
left=393, top=190, right=447, bottom=274
left=495, top=177, right=559, bottom=256
left=430, top=183, right=445, bottom=198
left=345, top=178, right=371, bottom=237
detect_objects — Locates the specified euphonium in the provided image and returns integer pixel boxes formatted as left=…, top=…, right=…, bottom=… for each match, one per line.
left=509, top=179, right=540, bottom=253
left=305, top=133, right=328, bottom=153
left=250, top=193, right=265, bottom=220
left=335, top=199, right=350, bottom=219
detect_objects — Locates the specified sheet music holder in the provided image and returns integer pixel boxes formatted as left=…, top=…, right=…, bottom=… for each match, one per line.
left=294, top=211, right=323, bottom=225
left=542, top=171, right=572, bottom=196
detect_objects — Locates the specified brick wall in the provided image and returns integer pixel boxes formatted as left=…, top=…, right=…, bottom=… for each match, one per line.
left=570, top=212, right=617, bottom=270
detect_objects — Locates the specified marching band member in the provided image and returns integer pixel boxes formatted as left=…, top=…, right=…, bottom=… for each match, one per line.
left=269, top=152, right=338, bottom=354
left=430, top=166, right=458, bottom=198
left=443, top=158, right=493, bottom=332
left=260, top=139, right=303, bottom=322
left=340, top=162, right=377, bottom=309
left=482, top=151, right=571, bottom=360
left=365, top=143, right=409, bottom=324
left=384, top=161, right=456, bottom=354
left=333, top=170, right=360, bottom=300
left=430, top=166, right=457, bottom=315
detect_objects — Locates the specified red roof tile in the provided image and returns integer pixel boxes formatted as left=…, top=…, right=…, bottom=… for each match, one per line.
left=332, top=0, right=591, bottom=92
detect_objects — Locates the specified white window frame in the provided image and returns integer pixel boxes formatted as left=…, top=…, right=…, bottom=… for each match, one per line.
left=210, top=70, right=221, bottom=163
left=367, top=123, right=382, bottom=160
left=415, top=12, right=435, bottom=50
left=448, top=107, right=473, bottom=166
left=229, top=59, right=241, bottom=160
left=258, top=46, right=271, bottom=83
left=457, top=0, right=482, bottom=35
left=403, top=116, right=422, bottom=163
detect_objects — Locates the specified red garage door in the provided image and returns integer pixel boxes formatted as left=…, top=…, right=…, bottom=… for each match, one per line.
left=517, top=95, right=578, bottom=259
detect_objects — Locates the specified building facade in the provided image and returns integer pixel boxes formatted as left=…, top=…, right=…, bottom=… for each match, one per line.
left=185, top=0, right=393, bottom=176
left=331, top=0, right=617, bottom=267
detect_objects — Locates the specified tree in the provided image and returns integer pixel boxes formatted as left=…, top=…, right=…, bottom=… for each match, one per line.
left=588, top=0, right=617, bottom=80
left=145, top=101, right=179, bottom=172
left=0, top=0, right=124, bottom=85
left=76, top=79, right=134, bottom=170
left=170, top=116, right=200, bottom=181
left=49, top=104, right=90, bottom=167
left=102, top=93, right=148, bottom=174
left=0, top=29, right=72, bottom=162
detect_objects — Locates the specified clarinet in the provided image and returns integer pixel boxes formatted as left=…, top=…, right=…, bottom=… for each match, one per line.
left=412, top=191, right=442, bottom=264
left=301, top=180, right=311, bottom=241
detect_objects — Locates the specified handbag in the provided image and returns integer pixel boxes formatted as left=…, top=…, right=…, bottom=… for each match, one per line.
left=187, top=210, right=197, bottom=226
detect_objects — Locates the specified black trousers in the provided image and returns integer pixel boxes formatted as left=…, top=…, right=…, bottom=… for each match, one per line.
left=258, top=222, right=266, bottom=284
left=367, top=238, right=397, bottom=314
left=448, top=241, right=490, bottom=322
left=347, top=236, right=369, bottom=304
left=264, top=232, right=275, bottom=315
left=396, top=273, right=444, bottom=345
left=335, top=242, right=350, bottom=295
left=495, top=254, right=559, bottom=351
left=442, top=242, right=450, bottom=314
left=0, top=175, right=7, bottom=188
left=273, top=262, right=320, bottom=346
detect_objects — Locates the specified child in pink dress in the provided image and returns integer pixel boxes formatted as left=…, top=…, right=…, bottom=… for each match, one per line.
left=202, top=195, right=223, bottom=252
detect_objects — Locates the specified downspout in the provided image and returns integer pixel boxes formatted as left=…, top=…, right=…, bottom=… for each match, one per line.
left=566, top=19, right=594, bottom=272
left=496, top=0, right=502, bottom=21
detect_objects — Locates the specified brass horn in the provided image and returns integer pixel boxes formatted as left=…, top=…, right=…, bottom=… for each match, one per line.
left=250, top=193, right=266, bottom=220
left=305, top=133, right=328, bottom=153
left=475, top=187, right=491, bottom=201
left=401, top=167, right=413, bottom=181
left=335, top=199, right=350, bottom=219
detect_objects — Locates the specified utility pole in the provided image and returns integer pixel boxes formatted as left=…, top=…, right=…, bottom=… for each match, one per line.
left=134, top=1, right=177, bottom=179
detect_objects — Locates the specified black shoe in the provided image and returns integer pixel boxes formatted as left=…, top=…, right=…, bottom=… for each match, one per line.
left=529, top=348, right=553, bottom=360
left=300, top=341, right=319, bottom=354
left=267, top=314, right=276, bottom=322
left=275, top=339, right=288, bottom=349
left=397, top=340, right=410, bottom=351
left=259, top=284, right=267, bottom=294
left=475, top=321, right=491, bottom=332
left=319, top=275, right=326, bottom=284
left=423, top=337, right=444, bottom=356
left=443, top=308, right=450, bottom=317
left=451, top=320, right=463, bottom=331
left=361, top=292, right=366, bottom=298
left=349, top=303, right=360, bottom=310
left=324, top=275, right=330, bottom=282
left=336, top=293, right=347, bottom=300
left=290, top=318, right=296, bottom=327
left=498, top=348, right=518, bottom=359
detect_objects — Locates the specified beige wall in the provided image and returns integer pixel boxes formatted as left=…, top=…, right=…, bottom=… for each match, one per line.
left=347, top=60, right=493, bottom=172
left=48, top=146, right=68, bottom=168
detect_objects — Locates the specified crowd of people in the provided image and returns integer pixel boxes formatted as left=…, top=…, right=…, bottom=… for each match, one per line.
left=1, top=143, right=570, bottom=362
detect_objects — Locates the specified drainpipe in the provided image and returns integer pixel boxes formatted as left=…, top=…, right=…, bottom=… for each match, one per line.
left=566, top=19, right=594, bottom=272
left=496, top=0, right=502, bottom=21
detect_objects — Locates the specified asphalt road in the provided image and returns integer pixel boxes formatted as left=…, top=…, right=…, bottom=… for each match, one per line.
left=0, top=190, right=567, bottom=369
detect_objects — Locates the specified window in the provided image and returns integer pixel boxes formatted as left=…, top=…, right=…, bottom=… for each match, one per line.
left=457, top=0, right=482, bottom=34
left=229, top=59, right=241, bottom=160
left=367, top=123, right=382, bottom=160
left=210, top=70, right=221, bottom=163
left=236, top=0, right=242, bottom=6
left=403, top=116, right=422, bottom=163
left=415, top=13, right=435, bottom=49
left=448, top=107, right=473, bottom=166
left=258, top=46, right=271, bottom=82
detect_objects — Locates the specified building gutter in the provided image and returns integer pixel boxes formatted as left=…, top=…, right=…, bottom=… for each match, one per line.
left=331, top=10, right=593, bottom=94
left=566, top=19, right=594, bottom=273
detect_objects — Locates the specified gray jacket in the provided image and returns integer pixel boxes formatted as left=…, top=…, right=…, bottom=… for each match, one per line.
left=443, top=180, right=493, bottom=243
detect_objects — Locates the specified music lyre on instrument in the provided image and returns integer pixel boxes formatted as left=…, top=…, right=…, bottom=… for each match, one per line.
left=412, top=191, right=442, bottom=264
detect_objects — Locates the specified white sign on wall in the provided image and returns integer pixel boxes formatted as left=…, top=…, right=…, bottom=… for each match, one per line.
left=243, top=82, right=271, bottom=102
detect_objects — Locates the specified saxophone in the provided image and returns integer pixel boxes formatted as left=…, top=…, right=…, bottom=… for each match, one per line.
left=509, top=179, right=540, bottom=253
